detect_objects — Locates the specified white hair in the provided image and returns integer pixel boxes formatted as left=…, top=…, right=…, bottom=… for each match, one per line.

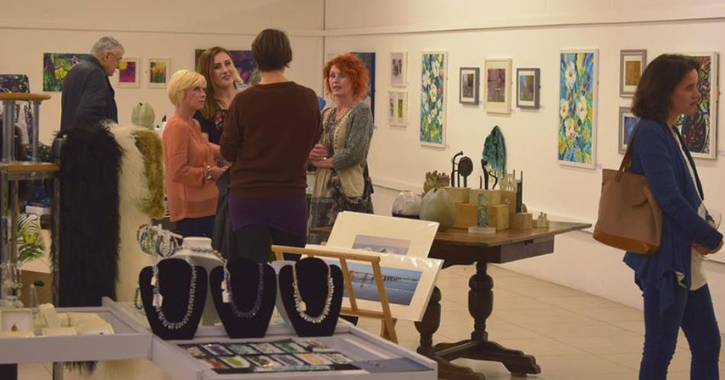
left=91, top=36, right=124, bottom=57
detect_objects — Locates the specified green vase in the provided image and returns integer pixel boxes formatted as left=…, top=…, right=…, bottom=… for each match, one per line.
left=419, top=187, right=457, bottom=231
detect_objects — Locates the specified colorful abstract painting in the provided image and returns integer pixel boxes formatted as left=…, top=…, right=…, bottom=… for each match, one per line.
left=558, top=50, right=598, bottom=168
left=420, top=52, right=447, bottom=147
left=148, top=59, right=170, bottom=88
left=116, top=58, right=139, bottom=88
left=43, top=53, right=91, bottom=92
left=352, top=52, right=376, bottom=121
left=674, top=53, right=718, bottom=159
left=194, top=49, right=259, bottom=89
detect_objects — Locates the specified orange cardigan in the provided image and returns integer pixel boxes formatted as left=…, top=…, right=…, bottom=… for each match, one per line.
left=162, top=116, right=218, bottom=222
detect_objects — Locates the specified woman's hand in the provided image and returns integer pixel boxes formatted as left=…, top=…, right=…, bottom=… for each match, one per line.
left=693, top=240, right=724, bottom=255
left=309, top=144, right=330, bottom=162
left=211, top=166, right=228, bottom=181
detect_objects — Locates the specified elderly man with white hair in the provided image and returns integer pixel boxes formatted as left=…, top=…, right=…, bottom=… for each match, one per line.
left=60, top=36, right=124, bottom=131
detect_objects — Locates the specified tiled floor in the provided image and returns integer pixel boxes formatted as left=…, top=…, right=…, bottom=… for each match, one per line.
left=18, top=264, right=725, bottom=379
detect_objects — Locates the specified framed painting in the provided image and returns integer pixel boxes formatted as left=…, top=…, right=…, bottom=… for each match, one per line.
left=620, top=49, right=647, bottom=97
left=420, top=51, right=447, bottom=147
left=0, top=74, right=30, bottom=93
left=352, top=52, right=376, bottom=121
left=558, top=49, right=598, bottom=169
left=0, top=308, right=32, bottom=333
left=115, top=58, right=139, bottom=88
left=148, top=58, right=170, bottom=88
left=390, top=51, right=407, bottom=87
left=484, top=59, right=512, bottom=114
left=516, top=68, right=540, bottom=109
left=459, top=67, right=479, bottom=105
left=388, top=91, right=408, bottom=127
left=194, top=49, right=259, bottom=89
left=674, top=52, right=719, bottom=159
left=618, top=107, right=640, bottom=154
left=42, top=53, right=91, bottom=92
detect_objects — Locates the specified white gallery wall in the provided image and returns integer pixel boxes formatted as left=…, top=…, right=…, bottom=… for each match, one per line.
left=325, top=0, right=725, bottom=325
left=0, top=0, right=325, bottom=144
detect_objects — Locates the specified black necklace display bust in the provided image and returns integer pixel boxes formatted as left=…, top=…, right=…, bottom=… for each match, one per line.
left=139, top=258, right=207, bottom=340
left=278, top=257, right=343, bottom=337
left=210, top=258, right=277, bottom=338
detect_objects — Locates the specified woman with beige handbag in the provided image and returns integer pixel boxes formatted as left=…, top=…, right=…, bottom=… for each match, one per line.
left=308, top=54, right=375, bottom=244
left=624, top=54, right=723, bottom=380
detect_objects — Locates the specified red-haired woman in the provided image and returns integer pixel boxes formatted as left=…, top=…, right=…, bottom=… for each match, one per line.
left=308, top=54, right=374, bottom=244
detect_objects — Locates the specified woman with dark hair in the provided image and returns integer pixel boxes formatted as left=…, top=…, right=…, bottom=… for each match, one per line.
left=220, top=29, right=320, bottom=263
left=194, top=46, right=242, bottom=145
left=307, top=54, right=374, bottom=244
left=625, top=54, right=723, bottom=379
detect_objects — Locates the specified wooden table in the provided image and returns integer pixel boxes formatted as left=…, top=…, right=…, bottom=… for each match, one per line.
left=313, top=221, right=590, bottom=380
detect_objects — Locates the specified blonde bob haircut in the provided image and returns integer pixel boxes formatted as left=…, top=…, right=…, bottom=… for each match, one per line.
left=167, top=69, right=207, bottom=108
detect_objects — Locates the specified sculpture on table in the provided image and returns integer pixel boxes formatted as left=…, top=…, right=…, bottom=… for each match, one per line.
left=450, top=151, right=473, bottom=188
left=481, top=126, right=506, bottom=190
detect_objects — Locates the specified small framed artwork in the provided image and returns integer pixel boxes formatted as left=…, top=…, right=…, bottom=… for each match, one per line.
left=0, top=308, right=32, bottom=333
left=618, top=107, right=640, bottom=154
left=484, top=59, right=512, bottom=114
left=620, top=50, right=647, bottom=97
left=390, top=51, right=407, bottom=87
left=147, top=58, right=170, bottom=88
left=459, top=67, right=479, bottom=105
left=516, top=68, right=540, bottom=109
left=115, top=58, right=139, bottom=88
left=388, top=91, right=408, bottom=127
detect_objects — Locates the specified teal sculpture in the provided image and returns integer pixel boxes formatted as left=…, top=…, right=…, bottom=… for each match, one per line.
left=482, top=126, right=506, bottom=189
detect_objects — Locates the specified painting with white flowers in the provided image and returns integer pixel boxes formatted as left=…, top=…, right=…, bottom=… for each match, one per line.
left=420, top=52, right=447, bottom=147
left=558, top=49, right=598, bottom=169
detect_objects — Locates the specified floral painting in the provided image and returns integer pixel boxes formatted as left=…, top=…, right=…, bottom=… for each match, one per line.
left=194, top=49, right=259, bottom=89
left=558, top=50, right=598, bottom=168
left=352, top=52, right=376, bottom=121
left=148, top=59, right=170, bottom=88
left=0, top=75, right=29, bottom=93
left=420, top=52, right=447, bottom=147
left=116, top=58, right=139, bottom=88
left=43, top=53, right=90, bottom=92
left=674, top=53, right=718, bottom=159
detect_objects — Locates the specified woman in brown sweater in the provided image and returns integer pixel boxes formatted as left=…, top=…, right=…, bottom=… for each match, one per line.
left=221, top=29, right=320, bottom=262
left=164, top=69, right=226, bottom=237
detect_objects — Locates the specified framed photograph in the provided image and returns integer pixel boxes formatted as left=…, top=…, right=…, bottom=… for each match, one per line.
left=674, top=52, right=719, bottom=159
left=390, top=51, right=407, bottom=87
left=484, top=59, right=512, bottom=114
left=326, top=212, right=439, bottom=258
left=147, top=58, right=170, bottom=88
left=558, top=49, right=599, bottom=169
left=388, top=91, right=408, bottom=127
left=618, top=107, right=640, bottom=154
left=459, top=67, right=480, bottom=105
left=516, top=68, right=540, bottom=109
left=0, top=308, right=32, bottom=333
left=308, top=245, right=443, bottom=322
left=420, top=51, right=447, bottom=147
left=115, top=58, right=139, bottom=88
left=619, top=50, right=647, bottom=97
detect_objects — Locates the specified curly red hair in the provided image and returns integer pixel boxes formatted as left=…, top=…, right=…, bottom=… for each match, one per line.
left=323, top=54, right=369, bottom=101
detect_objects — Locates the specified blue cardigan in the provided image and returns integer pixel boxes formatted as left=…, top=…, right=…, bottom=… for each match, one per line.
left=623, top=118, right=722, bottom=311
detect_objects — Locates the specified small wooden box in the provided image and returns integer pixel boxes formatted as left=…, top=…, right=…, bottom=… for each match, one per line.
left=445, top=187, right=471, bottom=204
left=469, top=189, right=501, bottom=206
left=453, top=203, right=478, bottom=229
left=488, top=204, right=509, bottom=230
left=500, top=190, right=517, bottom=214
left=511, top=213, right=533, bottom=230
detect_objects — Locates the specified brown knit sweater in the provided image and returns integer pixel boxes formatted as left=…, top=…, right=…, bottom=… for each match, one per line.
left=221, top=82, right=321, bottom=198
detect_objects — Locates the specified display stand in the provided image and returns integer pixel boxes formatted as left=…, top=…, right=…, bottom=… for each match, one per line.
left=271, top=245, right=398, bottom=344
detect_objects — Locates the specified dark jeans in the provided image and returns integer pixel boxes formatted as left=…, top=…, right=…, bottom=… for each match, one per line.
left=232, top=224, right=305, bottom=263
left=640, top=281, right=720, bottom=380
left=176, top=215, right=215, bottom=238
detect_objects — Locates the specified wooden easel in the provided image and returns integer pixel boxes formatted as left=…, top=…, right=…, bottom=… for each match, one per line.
left=271, top=245, right=398, bottom=343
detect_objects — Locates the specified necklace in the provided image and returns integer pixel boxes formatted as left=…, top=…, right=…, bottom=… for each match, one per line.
left=152, top=263, right=197, bottom=330
left=222, top=263, right=265, bottom=318
left=182, top=246, right=214, bottom=254
left=292, top=264, right=334, bottom=324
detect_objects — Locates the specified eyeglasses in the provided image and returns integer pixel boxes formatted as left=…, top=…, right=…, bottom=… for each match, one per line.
left=109, top=51, right=123, bottom=62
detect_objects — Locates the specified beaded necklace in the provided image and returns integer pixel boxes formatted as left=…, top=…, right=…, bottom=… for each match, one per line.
left=151, top=263, right=197, bottom=330
left=222, top=263, right=265, bottom=319
left=292, top=264, right=334, bottom=324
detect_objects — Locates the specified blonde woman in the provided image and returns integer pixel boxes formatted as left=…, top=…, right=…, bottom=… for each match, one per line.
left=164, top=70, right=226, bottom=237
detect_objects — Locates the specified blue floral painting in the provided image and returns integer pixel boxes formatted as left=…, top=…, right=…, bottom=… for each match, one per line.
left=421, top=52, right=446, bottom=146
left=558, top=50, right=598, bottom=168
